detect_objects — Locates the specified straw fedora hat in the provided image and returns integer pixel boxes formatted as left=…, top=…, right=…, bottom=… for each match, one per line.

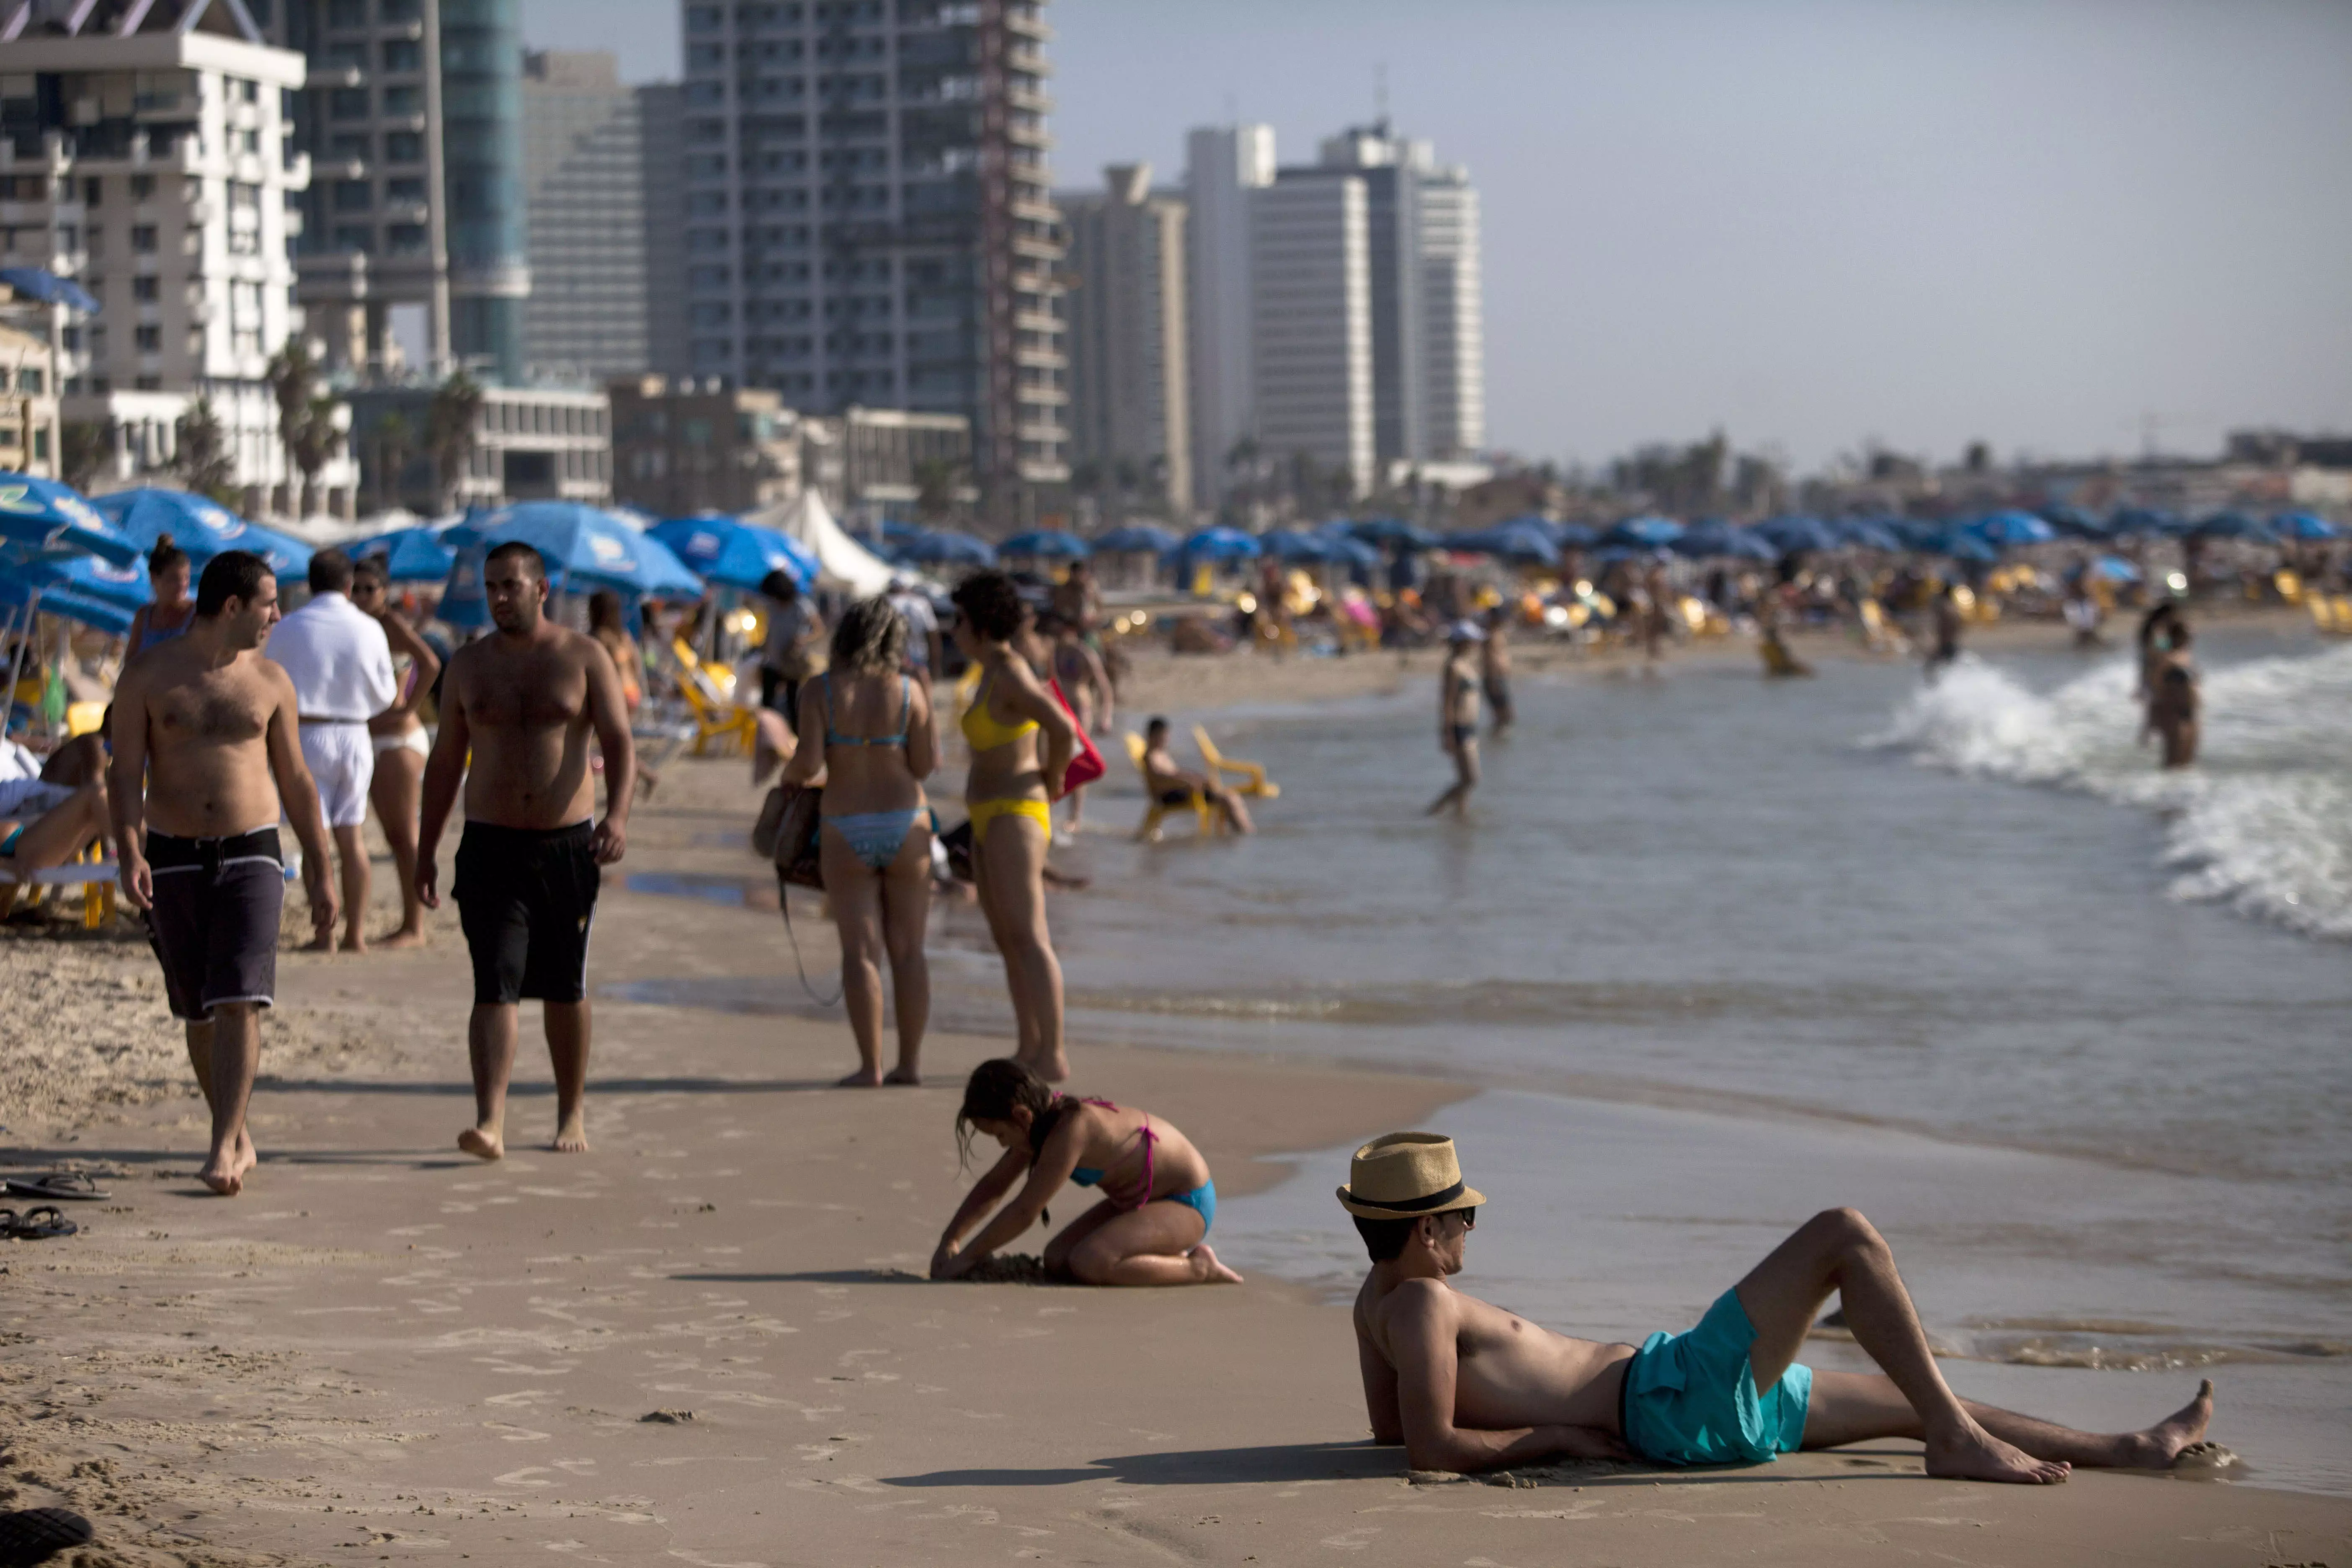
left=1336, top=1132, right=1486, bottom=1220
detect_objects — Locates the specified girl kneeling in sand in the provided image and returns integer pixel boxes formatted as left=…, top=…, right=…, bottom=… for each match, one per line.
left=931, top=1059, right=1243, bottom=1286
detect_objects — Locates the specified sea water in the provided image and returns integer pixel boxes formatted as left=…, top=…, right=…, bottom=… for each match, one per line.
left=1025, top=623, right=2351, bottom=1494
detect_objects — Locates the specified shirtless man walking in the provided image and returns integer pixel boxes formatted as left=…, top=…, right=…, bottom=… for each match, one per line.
left=1343, top=1132, right=2216, bottom=1481
left=417, top=542, right=634, bottom=1159
left=108, top=550, right=338, bottom=1196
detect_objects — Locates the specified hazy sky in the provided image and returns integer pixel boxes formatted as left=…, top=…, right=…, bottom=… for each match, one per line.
left=523, top=0, right=2352, bottom=474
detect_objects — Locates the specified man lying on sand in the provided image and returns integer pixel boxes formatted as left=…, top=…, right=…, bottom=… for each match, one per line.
left=931, top=1060, right=1243, bottom=1286
left=1345, top=1133, right=2214, bottom=1481
left=108, top=551, right=338, bottom=1196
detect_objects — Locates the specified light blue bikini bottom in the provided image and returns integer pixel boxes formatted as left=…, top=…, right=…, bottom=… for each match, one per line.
left=825, top=810, right=925, bottom=871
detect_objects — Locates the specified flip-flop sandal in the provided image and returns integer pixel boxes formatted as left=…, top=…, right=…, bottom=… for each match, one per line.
left=4, top=1172, right=108, bottom=1202
left=4, top=1207, right=76, bottom=1240
left=0, top=1506, right=93, bottom=1567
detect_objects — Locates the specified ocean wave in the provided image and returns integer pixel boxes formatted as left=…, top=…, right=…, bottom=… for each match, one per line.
left=1868, top=645, right=2352, bottom=941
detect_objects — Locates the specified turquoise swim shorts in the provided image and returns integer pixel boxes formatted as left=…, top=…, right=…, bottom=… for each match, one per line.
left=1620, top=1289, right=1813, bottom=1466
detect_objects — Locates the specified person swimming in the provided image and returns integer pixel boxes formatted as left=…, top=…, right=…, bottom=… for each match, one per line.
left=931, top=1059, right=1243, bottom=1287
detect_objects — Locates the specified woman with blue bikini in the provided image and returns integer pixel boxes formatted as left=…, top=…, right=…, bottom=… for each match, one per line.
left=781, top=596, right=939, bottom=1086
left=933, top=1059, right=1244, bottom=1287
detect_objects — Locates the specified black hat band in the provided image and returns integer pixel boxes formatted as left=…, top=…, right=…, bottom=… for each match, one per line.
left=1345, top=1180, right=1466, bottom=1214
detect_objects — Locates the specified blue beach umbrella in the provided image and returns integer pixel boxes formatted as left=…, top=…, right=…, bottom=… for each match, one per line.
left=1259, top=528, right=1338, bottom=564
left=1754, top=516, right=1840, bottom=555
left=1925, top=528, right=2000, bottom=564
left=1968, top=510, right=2058, bottom=547
left=1834, top=519, right=1909, bottom=553
left=1447, top=521, right=1560, bottom=566
left=895, top=529, right=995, bottom=567
left=1543, top=521, right=1599, bottom=549
left=1675, top=524, right=1777, bottom=562
left=1604, top=515, right=1685, bottom=550
left=0, top=473, right=141, bottom=565
left=2190, top=511, right=2275, bottom=542
left=2092, top=555, right=2143, bottom=583
left=2038, top=504, right=2111, bottom=539
left=13, top=550, right=151, bottom=610
left=0, top=570, right=136, bottom=636
left=1345, top=517, right=1440, bottom=550
left=2272, top=511, right=2340, bottom=541
left=1093, top=522, right=1179, bottom=555
left=997, top=529, right=1090, bottom=560
left=0, top=266, right=101, bottom=315
left=456, top=500, right=703, bottom=598
left=93, top=487, right=313, bottom=577
left=2107, top=508, right=2174, bottom=536
left=352, top=525, right=459, bottom=584
left=647, top=516, right=817, bottom=592
left=1180, top=526, right=1263, bottom=562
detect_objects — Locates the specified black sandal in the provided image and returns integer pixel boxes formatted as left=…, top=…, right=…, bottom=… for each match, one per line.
left=4, top=1172, right=108, bottom=1202
left=3, top=1206, right=76, bottom=1240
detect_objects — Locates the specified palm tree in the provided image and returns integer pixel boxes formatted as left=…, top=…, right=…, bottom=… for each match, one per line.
left=913, top=456, right=965, bottom=525
left=173, top=398, right=237, bottom=505
left=370, top=410, right=413, bottom=513
left=266, top=340, right=317, bottom=515
left=426, top=372, right=484, bottom=512
left=290, top=394, right=341, bottom=519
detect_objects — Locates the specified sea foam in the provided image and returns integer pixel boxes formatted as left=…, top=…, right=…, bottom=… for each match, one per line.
left=1870, top=644, right=2352, bottom=941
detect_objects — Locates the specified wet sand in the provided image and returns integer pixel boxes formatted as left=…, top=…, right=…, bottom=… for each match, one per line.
left=3, top=611, right=2346, bottom=1565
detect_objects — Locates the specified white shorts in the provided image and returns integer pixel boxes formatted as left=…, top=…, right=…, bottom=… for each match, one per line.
left=299, top=722, right=376, bottom=829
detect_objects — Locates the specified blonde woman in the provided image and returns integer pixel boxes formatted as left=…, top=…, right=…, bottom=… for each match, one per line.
left=781, top=596, right=939, bottom=1086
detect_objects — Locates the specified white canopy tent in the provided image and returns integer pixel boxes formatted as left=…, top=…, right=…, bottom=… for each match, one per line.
left=750, top=489, right=894, bottom=597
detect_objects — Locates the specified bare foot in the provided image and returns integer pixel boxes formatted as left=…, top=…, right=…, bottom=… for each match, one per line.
left=1021, top=1047, right=1070, bottom=1084
left=838, top=1068, right=885, bottom=1088
left=2120, top=1380, right=2216, bottom=1468
left=1926, top=1421, right=2071, bottom=1485
left=232, top=1128, right=259, bottom=1181
left=377, top=928, right=427, bottom=950
left=552, top=1114, right=589, bottom=1154
left=1189, top=1243, right=1244, bottom=1284
left=884, top=1066, right=921, bottom=1086
left=200, top=1153, right=242, bottom=1196
left=341, top=932, right=369, bottom=955
left=458, top=1126, right=504, bottom=1161
left=299, top=933, right=335, bottom=954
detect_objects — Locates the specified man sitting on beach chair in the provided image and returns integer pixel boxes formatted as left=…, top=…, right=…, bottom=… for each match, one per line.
left=1140, top=717, right=1253, bottom=835
left=1344, top=1133, right=2216, bottom=1482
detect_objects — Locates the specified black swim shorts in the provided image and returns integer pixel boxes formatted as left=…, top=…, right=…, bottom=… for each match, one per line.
left=145, top=827, right=284, bottom=1021
left=453, top=820, right=600, bottom=1006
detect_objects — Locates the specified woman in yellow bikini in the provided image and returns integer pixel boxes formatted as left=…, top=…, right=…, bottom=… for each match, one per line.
left=949, top=571, right=1077, bottom=1082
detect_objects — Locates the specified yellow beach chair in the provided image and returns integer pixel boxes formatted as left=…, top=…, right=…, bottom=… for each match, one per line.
left=1124, top=732, right=1215, bottom=842
left=1192, top=727, right=1279, bottom=799
left=0, top=840, right=117, bottom=928
left=668, top=637, right=759, bottom=756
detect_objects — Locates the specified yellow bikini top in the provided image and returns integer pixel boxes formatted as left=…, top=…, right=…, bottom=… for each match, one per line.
left=960, top=671, right=1039, bottom=751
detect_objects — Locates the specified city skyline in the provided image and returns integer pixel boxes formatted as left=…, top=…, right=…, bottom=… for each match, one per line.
left=521, top=0, right=2352, bottom=476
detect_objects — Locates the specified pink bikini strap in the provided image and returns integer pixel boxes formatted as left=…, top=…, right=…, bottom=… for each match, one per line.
left=1061, top=1095, right=1155, bottom=1210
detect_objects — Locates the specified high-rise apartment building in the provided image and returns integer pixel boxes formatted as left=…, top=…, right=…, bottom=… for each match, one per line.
left=1250, top=174, right=1372, bottom=500
left=267, top=0, right=530, bottom=384
left=1062, top=163, right=1188, bottom=516
left=1181, top=122, right=1270, bottom=511
left=1186, top=118, right=1483, bottom=505
left=520, top=50, right=650, bottom=383
left=0, top=1, right=351, bottom=513
left=677, top=0, right=1068, bottom=524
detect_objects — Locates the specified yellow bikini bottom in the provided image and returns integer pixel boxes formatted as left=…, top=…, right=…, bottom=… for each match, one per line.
left=967, top=797, right=1052, bottom=841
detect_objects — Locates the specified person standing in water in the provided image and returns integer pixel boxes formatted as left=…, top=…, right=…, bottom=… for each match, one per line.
left=1925, top=581, right=1964, bottom=681
left=2143, top=622, right=2200, bottom=769
left=779, top=595, right=938, bottom=1087
left=1426, top=621, right=1484, bottom=820
left=349, top=557, right=441, bottom=949
left=933, top=1059, right=1242, bottom=1285
left=1044, top=613, right=1112, bottom=842
left=124, top=535, right=195, bottom=658
left=108, top=551, right=338, bottom=1195
left=952, top=571, right=1076, bottom=1083
left=417, top=542, right=635, bottom=1159
left=2136, top=602, right=2182, bottom=703
left=1480, top=608, right=1515, bottom=737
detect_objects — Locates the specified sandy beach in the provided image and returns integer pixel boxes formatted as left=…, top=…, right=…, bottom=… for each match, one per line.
left=5, top=613, right=2349, bottom=1567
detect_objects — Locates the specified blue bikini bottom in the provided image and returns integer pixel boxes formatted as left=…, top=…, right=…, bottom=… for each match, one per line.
left=825, top=810, right=926, bottom=871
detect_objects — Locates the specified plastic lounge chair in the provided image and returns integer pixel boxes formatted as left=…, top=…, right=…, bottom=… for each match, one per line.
left=666, top=637, right=759, bottom=756
left=1122, top=732, right=1214, bottom=843
left=0, top=843, right=119, bottom=928
left=1191, top=726, right=1279, bottom=799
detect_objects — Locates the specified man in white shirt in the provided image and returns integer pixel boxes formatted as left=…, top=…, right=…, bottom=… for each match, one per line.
left=887, top=573, right=942, bottom=686
left=264, top=548, right=396, bottom=952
